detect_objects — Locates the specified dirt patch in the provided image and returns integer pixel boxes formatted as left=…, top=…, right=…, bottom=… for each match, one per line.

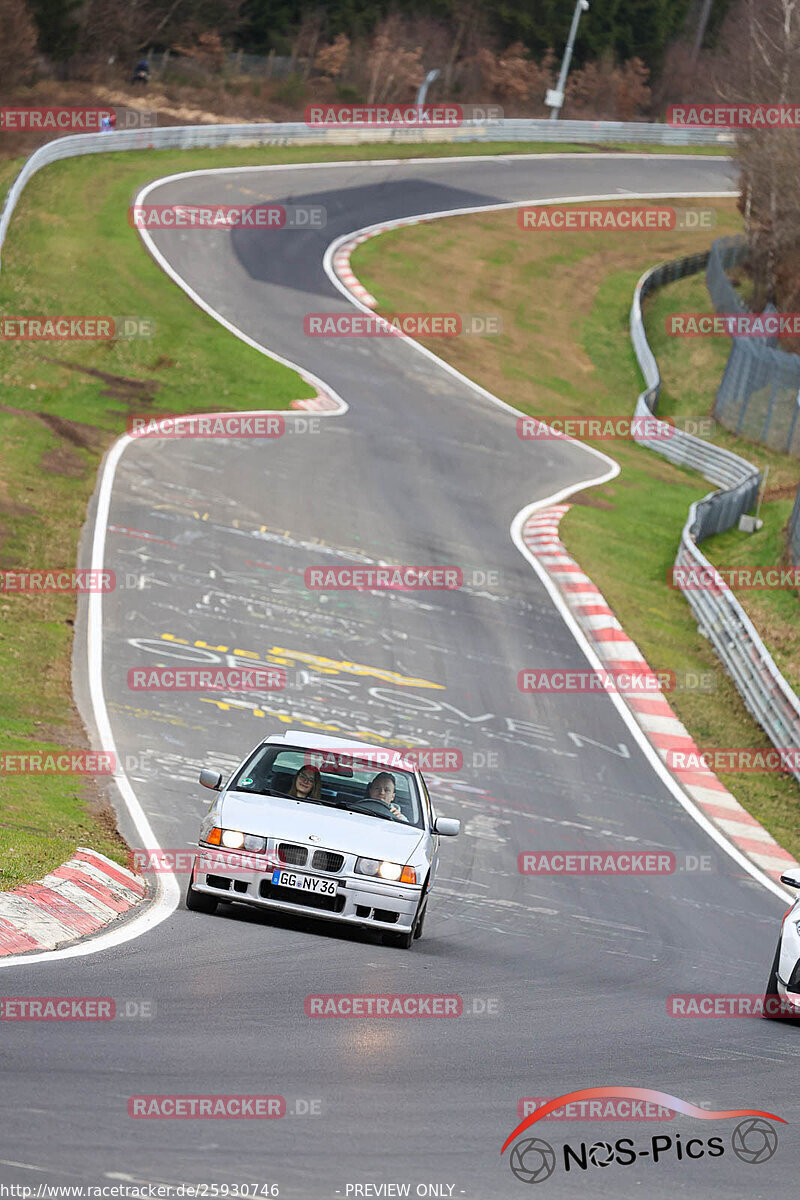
left=0, top=495, right=36, bottom=518
left=40, top=445, right=87, bottom=477
left=765, top=483, right=800, bottom=501
left=36, top=411, right=104, bottom=451
left=80, top=774, right=130, bottom=854
left=37, top=357, right=161, bottom=405
left=0, top=496, right=37, bottom=560
left=571, top=492, right=616, bottom=510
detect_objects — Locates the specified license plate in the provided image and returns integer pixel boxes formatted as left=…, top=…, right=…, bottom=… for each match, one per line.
left=272, top=870, right=337, bottom=896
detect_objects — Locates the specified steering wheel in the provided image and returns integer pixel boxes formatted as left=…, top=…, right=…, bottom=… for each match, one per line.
left=348, top=798, right=402, bottom=821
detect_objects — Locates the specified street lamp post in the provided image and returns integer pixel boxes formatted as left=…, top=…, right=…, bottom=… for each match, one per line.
left=547, top=0, right=590, bottom=120
left=416, top=69, right=441, bottom=108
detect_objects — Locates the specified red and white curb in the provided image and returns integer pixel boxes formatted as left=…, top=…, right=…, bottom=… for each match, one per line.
left=523, top=505, right=798, bottom=884
left=331, top=234, right=380, bottom=308
left=0, top=847, right=147, bottom=957
left=290, top=386, right=341, bottom=412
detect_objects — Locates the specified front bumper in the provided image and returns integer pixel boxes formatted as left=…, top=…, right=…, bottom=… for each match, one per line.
left=776, top=980, right=800, bottom=1013
left=192, top=848, right=422, bottom=932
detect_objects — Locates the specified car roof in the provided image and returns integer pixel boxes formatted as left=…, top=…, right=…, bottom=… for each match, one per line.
left=264, top=729, right=419, bottom=773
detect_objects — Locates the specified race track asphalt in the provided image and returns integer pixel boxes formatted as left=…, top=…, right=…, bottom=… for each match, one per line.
left=2, top=152, right=796, bottom=1197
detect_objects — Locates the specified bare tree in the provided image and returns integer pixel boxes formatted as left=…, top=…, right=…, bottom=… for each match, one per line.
left=477, top=42, right=552, bottom=105
left=715, top=0, right=800, bottom=306
left=315, top=33, right=349, bottom=79
left=365, top=16, right=424, bottom=104
left=566, top=52, right=650, bottom=121
left=0, top=0, right=37, bottom=86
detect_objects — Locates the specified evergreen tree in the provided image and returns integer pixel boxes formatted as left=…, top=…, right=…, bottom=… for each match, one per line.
left=28, top=0, right=82, bottom=60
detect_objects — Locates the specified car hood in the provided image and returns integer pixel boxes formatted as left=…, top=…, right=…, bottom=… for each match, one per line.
left=220, top=790, right=425, bottom=860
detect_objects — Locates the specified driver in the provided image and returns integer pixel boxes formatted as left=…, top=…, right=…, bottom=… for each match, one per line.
left=365, top=772, right=407, bottom=822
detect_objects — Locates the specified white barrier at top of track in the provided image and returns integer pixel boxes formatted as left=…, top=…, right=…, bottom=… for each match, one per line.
left=0, top=118, right=732, bottom=269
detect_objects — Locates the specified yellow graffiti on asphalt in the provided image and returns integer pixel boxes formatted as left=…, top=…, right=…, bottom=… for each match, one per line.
left=159, top=633, right=444, bottom=689
left=199, top=697, right=425, bottom=746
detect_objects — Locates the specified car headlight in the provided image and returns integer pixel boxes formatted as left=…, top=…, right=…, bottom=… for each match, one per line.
left=221, top=829, right=245, bottom=849
left=243, top=834, right=267, bottom=852
left=355, top=858, right=417, bottom=884
left=203, top=828, right=266, bottom=853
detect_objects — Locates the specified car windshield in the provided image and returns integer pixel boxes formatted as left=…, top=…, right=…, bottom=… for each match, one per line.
left=228, top=745, right=425, bottom=828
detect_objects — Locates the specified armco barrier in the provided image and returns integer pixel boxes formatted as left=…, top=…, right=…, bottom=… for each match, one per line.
left=707, top=236, right=800, bottom=456
left=0, top=117, right=731, bottom=270
left=630, top=255, right=800, bottom=786
left=790, top=485, right=800, bottom=568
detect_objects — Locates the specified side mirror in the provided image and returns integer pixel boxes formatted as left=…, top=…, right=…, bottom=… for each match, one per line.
left=434, top=816, right=460, bottom=837
left=199, top=768, right=223, bottom=791
left=780, top=867, right=800, bottom=888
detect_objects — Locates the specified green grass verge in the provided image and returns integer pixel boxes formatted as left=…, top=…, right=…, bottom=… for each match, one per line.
left=352, top=197, right=800, bottom=860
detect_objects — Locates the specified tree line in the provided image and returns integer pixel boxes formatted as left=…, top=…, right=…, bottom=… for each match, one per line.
left=7, top=0, right=733, bottom=76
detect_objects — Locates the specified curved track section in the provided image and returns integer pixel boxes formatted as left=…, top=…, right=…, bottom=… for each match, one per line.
left=2, top=154, right=795, bottom=1198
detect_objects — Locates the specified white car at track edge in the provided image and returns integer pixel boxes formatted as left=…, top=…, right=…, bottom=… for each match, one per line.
left=765, top=865, right=800, bottom=1017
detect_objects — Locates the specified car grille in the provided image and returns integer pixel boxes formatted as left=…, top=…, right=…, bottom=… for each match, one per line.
left=277, top=842, right=308, bottom=867
left=259, top=880, right=344, bottom=913
left=311, top=849, right=344, bottom=873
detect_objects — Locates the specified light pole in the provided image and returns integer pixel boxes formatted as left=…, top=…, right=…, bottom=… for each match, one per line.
left=547, top=0, right=590, bottom=120
left=416, top=69, right=440, bottom=107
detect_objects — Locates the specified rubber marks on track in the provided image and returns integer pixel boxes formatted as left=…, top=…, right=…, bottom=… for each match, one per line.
left=0, top=847, right=147, bottom=957
left=523, top=506, right=798, bottom=883
left=332, top=233, right=380, bottom=308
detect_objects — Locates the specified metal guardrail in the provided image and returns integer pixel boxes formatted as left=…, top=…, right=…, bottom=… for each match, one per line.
left=631, top=255, right=800, bottom=786
left=0, top=118, right=731, bottom=270
left=790, top=486, right=800, bottom=568
left=707, top=236, right=800, bottom=456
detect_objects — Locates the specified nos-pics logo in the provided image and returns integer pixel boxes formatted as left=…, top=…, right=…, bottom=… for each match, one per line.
left=502, top=1088, right=783, bottom=1184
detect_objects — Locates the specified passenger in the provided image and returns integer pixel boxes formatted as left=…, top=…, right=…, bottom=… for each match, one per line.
left=287, top=765, right=321, bottom=800
left=365, top=771, right=407, bottom=822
